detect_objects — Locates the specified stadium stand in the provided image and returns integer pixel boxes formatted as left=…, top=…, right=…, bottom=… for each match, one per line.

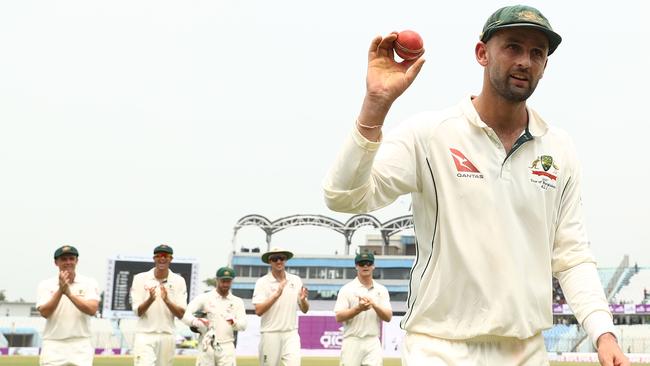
left=598, top=268, right=618, bottom=291
left=552, top=278, right=566, bottom=304
left=604, top=256, right=634, bottom=301
left=0, top=316, right=44, bottom=347
left=552, top=266, right=633, bottom=306
left=0, top=316, right=45, bottom=332
left=543, top=324, right=584, bottom=352
left=618, top=324, right=650, bottom=353
left=613, top=268, right=650, bottom=304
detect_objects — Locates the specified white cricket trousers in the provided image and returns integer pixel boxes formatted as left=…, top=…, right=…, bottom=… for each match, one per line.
left=340, top=336, right=382, bottom=366
left=133, top=332, right=175, bottom=366
left=402, top=332, right=549, bottom=366
left=40, top=338, right=93, bottom=366
left=259, top=330, right=300, bottom=366
left=196, top=341, right=236, bottom=366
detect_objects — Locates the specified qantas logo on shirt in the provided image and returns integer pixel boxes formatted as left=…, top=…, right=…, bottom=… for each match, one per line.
left=450, top=148, right=484, bottom=179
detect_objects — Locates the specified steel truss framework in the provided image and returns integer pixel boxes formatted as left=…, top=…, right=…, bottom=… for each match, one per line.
left=233, top=214, right=414, bottom=254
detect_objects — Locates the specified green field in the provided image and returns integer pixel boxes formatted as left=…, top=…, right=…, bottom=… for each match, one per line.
left=0, top=356, right=644, bottom=366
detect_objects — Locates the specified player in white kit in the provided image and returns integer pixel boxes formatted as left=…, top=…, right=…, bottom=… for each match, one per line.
left=324, top=4, right=629, bottom=365
left=252, top=247, right=309, bottom=366
left=37, top=245, right=100, bottom=366
left=131, top=244, right=187, bottom=366
left=182, top=266, right=247, bottom=366
left=334, top=252, right=392, bottom=366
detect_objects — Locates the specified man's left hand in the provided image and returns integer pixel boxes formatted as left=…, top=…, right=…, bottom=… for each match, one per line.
left=299, top=286, right=308, bottom=301
left=597, top=333, right=630, bottom=366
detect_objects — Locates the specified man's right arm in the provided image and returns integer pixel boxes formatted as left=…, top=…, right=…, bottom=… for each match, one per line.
left=37, top=285, right=64, bottom=319
left=130, top=275, right=154, bottom=317
left=181, top=295, right=209, bottom=332
left=334, top=288, right=366, bottom=323
left=323, top=34, right=424, bottom=214
left=233, top=298, right=248, bottom=331
left=253, top=291, right=281, bottom=317
left=335, top=305, right=365, bottom=323
left=357, top=33, right=425, bottom=141
left=136, top=289, right=156, bottom=317
left=181, top=295, right=203, bottom=326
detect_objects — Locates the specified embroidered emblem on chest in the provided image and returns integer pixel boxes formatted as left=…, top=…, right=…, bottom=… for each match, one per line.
left=529, top=155, right=559, bottom=190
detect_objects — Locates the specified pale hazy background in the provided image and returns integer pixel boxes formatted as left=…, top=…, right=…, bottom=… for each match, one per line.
left=1, top=0, right=648, bottom=302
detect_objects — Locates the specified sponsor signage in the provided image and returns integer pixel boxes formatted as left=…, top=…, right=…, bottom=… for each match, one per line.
left=553, top=303, right=649, bottom=315
left=635, top=304, right=650, bottom=314
left=298, top=315, right=343, bottom=350
left=609, top=304, right=625, bottom=314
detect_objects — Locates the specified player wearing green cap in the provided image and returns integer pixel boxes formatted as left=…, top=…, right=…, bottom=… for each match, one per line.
left=324, top=4, right=628, bottom=365
left=37, top=245, right=100, bottom=366
left=130, top=244, right=187, bottom=366
left=182, top=267, right=247, bottom=366
left=334, top=252, right=391, bottom=366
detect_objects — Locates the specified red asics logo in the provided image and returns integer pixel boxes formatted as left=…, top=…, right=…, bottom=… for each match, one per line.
left=450, top=148, right=480, bottom=173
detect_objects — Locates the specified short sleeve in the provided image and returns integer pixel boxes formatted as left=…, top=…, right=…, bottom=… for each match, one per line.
left=175, top=276, right=188, bottom=307
left=36, top=280, right=52, bottom=309
left=130, top=274, right=144, bottom=313
left=334, top=286, right=350, bottom=313
left=380, top=286, right=392, bottom=309
left=86, top=277, right=101, bottom=301
left=295, top=276, right=303, bottom=289
left=294, top=276, right=304, bottom=304
left=252, top=277, right=268, bottom=305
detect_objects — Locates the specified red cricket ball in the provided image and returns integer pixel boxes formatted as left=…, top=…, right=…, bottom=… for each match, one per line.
left=394, top=30, right=424, bottom=61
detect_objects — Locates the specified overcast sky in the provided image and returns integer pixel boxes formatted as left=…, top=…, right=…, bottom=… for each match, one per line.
left=1, top=1, right=648, bottom=302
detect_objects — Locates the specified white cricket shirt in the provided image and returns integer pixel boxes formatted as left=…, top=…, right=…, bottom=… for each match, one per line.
left=182, top=290, right=247, bottom=343
left=334, top=278, right=391, bottom=338
left=131, top=268, right=187, bottom=334
left=252, top=272, right=303, bottom=332
left=37, top=274, right=100, bottom=340
left=324, top=96, right=614, bottom=342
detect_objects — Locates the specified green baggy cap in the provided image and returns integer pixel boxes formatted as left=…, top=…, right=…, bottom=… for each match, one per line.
left=54, top=245, right=79, bottom=259
left=480, top=5, right=562, bottom=55
left=354, top=252, right=375, bottom=264
left=153, top=244, right=174, bottom=255
left=216, top=267, right=236, bottom=279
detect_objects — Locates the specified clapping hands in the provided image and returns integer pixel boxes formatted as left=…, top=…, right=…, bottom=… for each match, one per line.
left=357, top=296, right=373, bottom=311
left=58, top=271, right=71, bottom=295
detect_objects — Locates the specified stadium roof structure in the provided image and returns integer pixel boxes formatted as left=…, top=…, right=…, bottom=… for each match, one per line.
left=233, top=214, right=414, bottom=255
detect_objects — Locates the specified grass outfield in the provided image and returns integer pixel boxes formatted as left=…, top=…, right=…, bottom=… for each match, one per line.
left=0, top=356, right=645, bottom=366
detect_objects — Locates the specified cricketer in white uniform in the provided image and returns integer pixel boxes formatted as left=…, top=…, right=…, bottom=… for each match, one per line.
left=323, top=5, right=629, bottom=366
left=334, top=252, right=392, bottom=366
left=252, top=247, right=309, bottom=366
left=182, top=267, right=247, bottom=366
left=131, top=244, right=188, bottom=366
left=37, top=245, right=100, bottom=366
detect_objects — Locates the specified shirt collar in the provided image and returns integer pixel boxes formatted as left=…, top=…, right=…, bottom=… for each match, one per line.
left=353, top=277, right=375, bottom=289
left=266, top=271, right=286, bottom=283
left=147, top=267, right=173, bottom=281
left=460, top=95, right=548, bottom=137
left=215, top=290, right=233, bottom=300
